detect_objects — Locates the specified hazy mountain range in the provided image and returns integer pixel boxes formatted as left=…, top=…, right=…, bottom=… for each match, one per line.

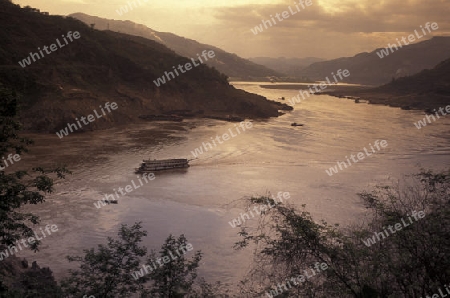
left=70, top=13, right=450, bottom=88
left=69, top=13, right=282, bottom=81
left=248, top=57, right=324, bottom=77
left=49, top=13, right=450, bottom=87
left=296, top=36, right=450, bottom=86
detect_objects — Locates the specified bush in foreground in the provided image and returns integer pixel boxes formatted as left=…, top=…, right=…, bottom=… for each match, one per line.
left=60, top=222, right=227, bottom=298
left=236, top=170, right=450, bottom=297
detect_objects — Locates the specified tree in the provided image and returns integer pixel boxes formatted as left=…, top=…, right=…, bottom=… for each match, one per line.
left=0, top=83, right=69, bottom=250
left=144, top=234, right=202, bottom=297
left=61, top=222, right=149, bottom=297
left=61, top=223, right=221, bottom=298
left=0, top=83, right=69, bottom=296
left=236, top=170, right=450, bottom=297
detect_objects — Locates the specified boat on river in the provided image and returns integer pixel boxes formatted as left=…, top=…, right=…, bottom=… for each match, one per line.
left=135, top=158, right=190, bottom=173
left=291, top=122, right=304, bottom=127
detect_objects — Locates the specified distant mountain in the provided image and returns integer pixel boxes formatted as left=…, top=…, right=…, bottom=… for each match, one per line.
left=297, top=37, right=450, bottom=86
left=69, top=13, right=282, bottom=80
left=377, top=58, right=450, bottom=95
left=0, top=0, right=289, bottom=132
left=327, top=57, right=450, bottom=110
left=249, top=57, right=324, bottom=76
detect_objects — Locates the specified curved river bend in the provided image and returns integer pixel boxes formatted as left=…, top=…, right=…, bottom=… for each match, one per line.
left=18, top=82, right=450, bottom=285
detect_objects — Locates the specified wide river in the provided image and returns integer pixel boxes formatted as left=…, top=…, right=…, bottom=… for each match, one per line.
left=17, top=82, right=450, bottom=287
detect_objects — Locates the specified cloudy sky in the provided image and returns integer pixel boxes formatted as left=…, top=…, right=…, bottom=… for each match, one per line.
left=12, top=0, right=450, bottom=59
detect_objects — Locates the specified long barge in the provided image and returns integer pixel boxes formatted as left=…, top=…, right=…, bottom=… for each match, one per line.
left=135, top=158, right=190, bottom=173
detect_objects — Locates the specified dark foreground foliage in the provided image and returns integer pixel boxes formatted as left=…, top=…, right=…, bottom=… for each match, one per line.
left=60, top=223, right=228, bottom=298
left=0, top=84, right=69, bottom=297
left=236, top=169, right=450, bottom=297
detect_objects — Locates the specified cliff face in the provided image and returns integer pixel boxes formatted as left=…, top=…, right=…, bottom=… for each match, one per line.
left=0, top=0, right=290, bottom=133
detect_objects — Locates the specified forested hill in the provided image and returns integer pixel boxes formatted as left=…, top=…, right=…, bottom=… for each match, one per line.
left=69, top=13, right=283, bottom=80
left=0, top=0, right=289, bottom=132
left=327, top=58, right=450, bottom=110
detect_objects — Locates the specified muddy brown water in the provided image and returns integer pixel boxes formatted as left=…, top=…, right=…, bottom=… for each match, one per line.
left=12, top=82, right=450, bottom=288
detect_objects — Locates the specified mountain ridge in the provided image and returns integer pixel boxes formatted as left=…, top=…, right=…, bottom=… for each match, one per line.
left=297, top=36, right=450, bottom=86
left=326, top=57, right=450, bottom=110
left=248, top=57, right=324, bottom=77
left=69, top=13, right=283, bottom=80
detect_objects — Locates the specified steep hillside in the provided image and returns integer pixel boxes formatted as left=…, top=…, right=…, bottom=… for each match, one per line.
left=69, top=13, right=282, bottom=80
left=297, top=37, right=450, bottom=86
left=0, top=1, right=290, bottom=132
left=376, top=58, right=450, bottom=95
left=327, top=58, right=450, bottom=110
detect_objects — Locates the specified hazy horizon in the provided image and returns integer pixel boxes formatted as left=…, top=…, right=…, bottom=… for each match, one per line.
left=11, top=0, right=450, bottom=60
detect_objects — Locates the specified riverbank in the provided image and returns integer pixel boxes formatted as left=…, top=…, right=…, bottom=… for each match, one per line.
left=324, top=86, right=450, bottom=111
left=261, top=83, right=450, bottom=111
left=323, top=59, right=450, bottom=111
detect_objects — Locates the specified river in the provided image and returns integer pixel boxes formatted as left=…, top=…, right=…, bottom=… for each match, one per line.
left=16, top=82, right=450, bottom=287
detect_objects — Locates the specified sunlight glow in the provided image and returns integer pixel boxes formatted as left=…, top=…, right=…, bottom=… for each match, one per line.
left=317, top=0, right=363, bottom=14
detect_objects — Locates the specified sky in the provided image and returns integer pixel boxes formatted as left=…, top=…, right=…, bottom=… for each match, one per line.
left=12, top=0, right=450, bottom=59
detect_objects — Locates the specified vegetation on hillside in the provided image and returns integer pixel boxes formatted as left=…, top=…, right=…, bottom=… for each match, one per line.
left=327, top=57, right=450, bottom=110
left=377, top=58, right=450, bottom=95
left=69, top=13, right=283, bottom=80
left=0, top=0, right=289, bottom=133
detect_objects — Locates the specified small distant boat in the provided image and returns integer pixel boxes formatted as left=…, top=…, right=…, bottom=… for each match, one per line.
left=353, top=98, right=369, bottom=104
left=103, top=199, right=118, bottom=204
left=135, top=158, right=190, bottom=173
left=291, top=122, right=304, bottom=127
